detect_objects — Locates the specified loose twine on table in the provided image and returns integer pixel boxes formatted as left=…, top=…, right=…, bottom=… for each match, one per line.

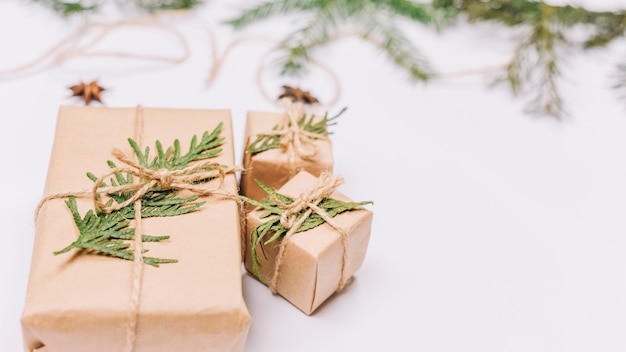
left=0, top=10, right=509, bottom=110
left=265, top=172, right=351, bottom=294
left=0, top=11, right=346, bottom=109
left=0, top=14, right=191, bottom=78
left=35, top=105, right=241, bottom=352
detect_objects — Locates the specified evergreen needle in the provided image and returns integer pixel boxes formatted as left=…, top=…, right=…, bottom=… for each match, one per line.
left=34, top=0, right=204, bottom=15
left=54, top=197, right=178, bottom=267
left=247, top=107, right=343, bottom=155
left=240, top=179, right=371, bottom=282
left=56, top=125, right=226, bottom=266
left=433, top=0, right=626, bottom=118
left=227, top=0, right=439, bottom=81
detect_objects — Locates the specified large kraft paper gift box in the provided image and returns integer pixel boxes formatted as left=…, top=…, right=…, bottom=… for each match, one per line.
left=22, top=106, right=251, bottom=352
left=240, top=102, right=335, bottom=203
left=243, top=170, right=373, bottom=315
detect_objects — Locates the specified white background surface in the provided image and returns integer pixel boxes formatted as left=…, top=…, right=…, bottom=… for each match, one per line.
left=2, top=1, right=626, bottom=351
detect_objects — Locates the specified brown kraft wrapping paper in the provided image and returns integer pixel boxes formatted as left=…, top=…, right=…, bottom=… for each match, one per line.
left=22, top=106, right=251, bottom=352
left=240, top=110, right=333, bottom=203
left=244, top=171, right=373, bottom=315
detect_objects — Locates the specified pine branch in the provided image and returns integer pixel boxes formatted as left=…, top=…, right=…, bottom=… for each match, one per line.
left=36, top=0, right=99, bottom=16
left=374, top=0, right=435, bottom=24
left=492, top=4, right=566, bottom=118
left=247, top=107, right=344, bottom=155
left=33, top=0, right=203, bottom=16
left=240, top=179, right=371, bottom=282
left=129, top=122, right=224, bottom=170
left=434, top=0, right=626, bottom=118
left=87, top=169, right=205, bottom=217
left=87, top=123, right=224, bottom=205
left=227, top=0, right=437, bottom=81
left=54, top=197, right=178, bottom=267
left=614, top=63, right=626, bottom=101
left=227, top=0, right=316, bottom=28
left=56, top=125, right=226, bottom=266
left=133, top=0, right=204, bottom=12
left=358, top=2, right=431, bottom=81
left=582, top=12, right=626, bottom=48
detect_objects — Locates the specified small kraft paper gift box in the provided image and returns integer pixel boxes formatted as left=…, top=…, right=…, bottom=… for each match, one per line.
left=240, top=99, right=343, bottom=203
left=22, top=106, right=250, bottom=352
left=241, top=170, right=373, bottom=315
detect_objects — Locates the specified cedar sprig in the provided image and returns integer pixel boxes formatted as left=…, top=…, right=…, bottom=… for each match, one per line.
left=247, top=107, right=344, bottom=155
left=133, top=0, right=204, bottom=12
left=433, top=0, right=626, bottom=118
left=87, top=165, right=205, bottom=217
left=56, top=125, right=226, bottom=265
left=54, top=196, right=178, bottom=267
left=35, top=0, right=98, bottom=16
left=130, top=122, right=224, bottom=170
left=615, top=63, right=626, bottom=101
left=240, top=179, right=371, bottom=282
left=86, top=124, right=224, bottom=215
left=226, top=0, right=440, bottom=80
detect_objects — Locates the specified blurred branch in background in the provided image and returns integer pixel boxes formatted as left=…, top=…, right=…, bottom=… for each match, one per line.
left=226, top=0, right=443, bottom=82
left=31, top=0, right=203, bottom=15
left=434, top=0, right=626, bottom=118
left=19, top=0, right=626, bottom=118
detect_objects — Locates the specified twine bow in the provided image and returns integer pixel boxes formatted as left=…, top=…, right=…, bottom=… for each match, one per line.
left=266, top=172, right=351, bottom=294
left=92, top=148, right=241, bottom=213
left=255, top=98, right=329, bottom=174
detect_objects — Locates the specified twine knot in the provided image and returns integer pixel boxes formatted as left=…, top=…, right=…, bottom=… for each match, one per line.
left=281, top=98, right=322, bottom=161
left=155, top=168, right=173, bottom=188
left=93, top=148, right=241, bottom=214
left=267, top=172, right=351, bottom=294
left=252, top=98, right=328, bottom=174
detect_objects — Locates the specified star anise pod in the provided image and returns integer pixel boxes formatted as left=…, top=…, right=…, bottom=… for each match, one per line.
left=69, top=81, right=106, bottom=105
left=278, top=85, right=320, bottom=104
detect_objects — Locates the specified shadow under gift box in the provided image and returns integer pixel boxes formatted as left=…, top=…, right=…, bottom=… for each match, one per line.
left=21, top=106, right=250, bottom=352
left=243, top=171, right=373, bottom=315
left=240, top=110, right=333, bottom=204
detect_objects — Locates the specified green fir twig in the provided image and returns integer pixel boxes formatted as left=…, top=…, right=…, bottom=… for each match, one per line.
left=226, top=0, right=440, bottom=81
left=55, top=125, right=226, bottom=265
left=54, top=197, right=178, bottom=267
left=247, top=107, right=344, bottom=155
left=433, top=0, right=626, bottom=118
left=240, top=179, right=371, bottom=282
left=33, top=0, right=204, bottom=16
left=615, top=63, right=626, bottom=101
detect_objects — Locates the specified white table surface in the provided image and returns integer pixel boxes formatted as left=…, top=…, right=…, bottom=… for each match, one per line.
left=1, top=1, right=626, bottom=351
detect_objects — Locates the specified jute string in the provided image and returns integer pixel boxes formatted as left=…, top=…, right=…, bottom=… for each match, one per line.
left=125, top=105, right=145, bottom=352
left=266, top=172, right=351, bottom=294
left=0, top=13, right=191, bottom=79
left=253, top=98, right=329, bottom=177
left=34, top=105, right=241, bottom=352
left=0, top=11, right=344, bottom=110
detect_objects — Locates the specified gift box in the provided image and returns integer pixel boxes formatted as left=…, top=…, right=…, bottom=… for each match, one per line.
left=242, top=170, right=373, bottom=315
left=240, top=103, right=335, bottom=203
left=22, top=106, right=251, bottom=352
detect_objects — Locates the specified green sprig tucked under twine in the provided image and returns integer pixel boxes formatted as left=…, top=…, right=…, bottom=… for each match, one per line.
left=247, top=107, right=345, bottom=155
left=54, top=196, right=179, bottom=267
left=240, top=179, right=371, bottom=282
left=54, top=123, right=225, bottom=266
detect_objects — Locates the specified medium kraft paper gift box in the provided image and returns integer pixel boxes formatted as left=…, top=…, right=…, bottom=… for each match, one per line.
left=243, top=170, right=373, bottom=315
left=22, top=106, right=251, bottom=352
left=240, top=103, right=334, bottom=204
